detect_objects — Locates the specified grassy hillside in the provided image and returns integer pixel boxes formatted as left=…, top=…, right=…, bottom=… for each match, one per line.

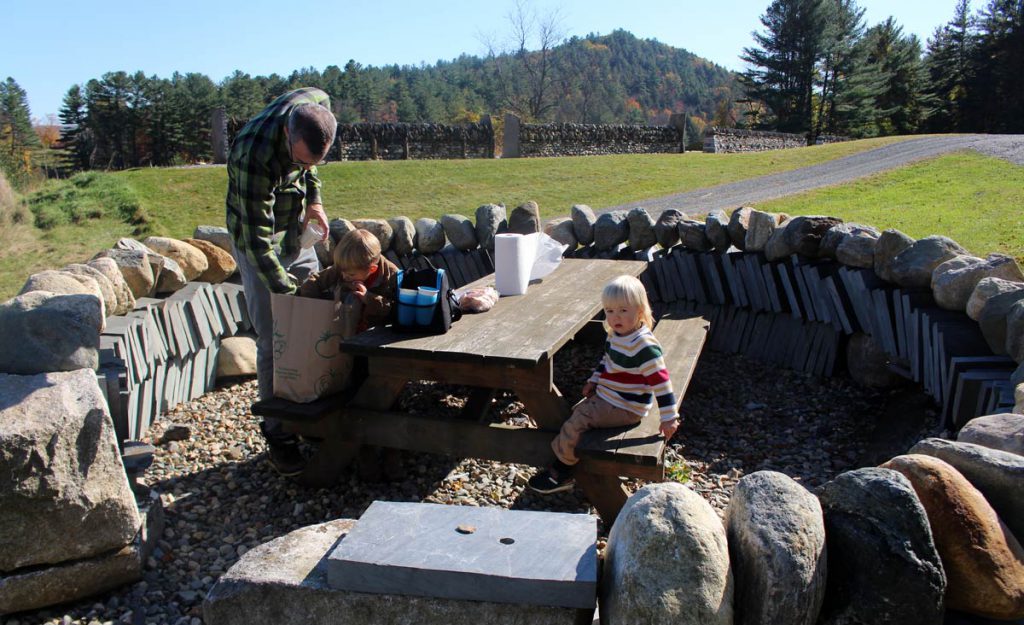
left=3, top=134, right=1009, bottom=300
left=758, top=151, right=1024, bottom=264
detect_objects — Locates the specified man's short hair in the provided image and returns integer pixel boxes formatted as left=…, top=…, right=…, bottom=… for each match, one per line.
left=333, top=229, right=381, bottom=270
left=287, top=104, right=338, bottom=159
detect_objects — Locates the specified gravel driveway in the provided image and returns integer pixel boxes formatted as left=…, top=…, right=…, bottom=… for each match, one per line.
left=603, top=134, right=1024, bottom=217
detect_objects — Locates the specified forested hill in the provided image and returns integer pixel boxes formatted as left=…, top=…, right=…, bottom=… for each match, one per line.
left=55, top=30, right=739, bottom=169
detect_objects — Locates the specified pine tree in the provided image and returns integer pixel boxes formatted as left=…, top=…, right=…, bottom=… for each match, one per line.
left=862, top=19, right=928, bottom=135
left=970, top=0, right=1023, bottom=132
left=741, top=0, right=834, bottom=133
left=0, top=77, right=42, bottom=182
left=923, top=0, right=974, bottom=131
left=58, top=84, right=93, bottom=171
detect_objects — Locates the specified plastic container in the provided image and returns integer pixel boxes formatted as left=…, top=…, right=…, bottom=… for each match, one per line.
left=416, top=286, right=439, bottom=325
left=300, top=222, right=325, bottom=249
left=397, top=288, right=418, bottom=326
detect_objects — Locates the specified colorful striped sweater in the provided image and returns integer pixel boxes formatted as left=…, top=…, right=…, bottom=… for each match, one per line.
left=588, top=326, right=678, bottom=422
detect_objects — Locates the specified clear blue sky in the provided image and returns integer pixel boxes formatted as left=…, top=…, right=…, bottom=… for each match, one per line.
left=2, top=0, right=964, bottom=121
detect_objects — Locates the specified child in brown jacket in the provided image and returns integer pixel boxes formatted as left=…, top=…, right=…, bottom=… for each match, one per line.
left=299, top=229, right=398, bottom=331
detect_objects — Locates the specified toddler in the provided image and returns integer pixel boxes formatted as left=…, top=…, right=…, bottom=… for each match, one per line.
left=528, top=275, right=679, bottom=494
left=300, top=228, right=398, bottom=331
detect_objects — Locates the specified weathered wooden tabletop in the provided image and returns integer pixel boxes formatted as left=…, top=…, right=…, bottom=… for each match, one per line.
left=341, top=258, right=647, bottom=366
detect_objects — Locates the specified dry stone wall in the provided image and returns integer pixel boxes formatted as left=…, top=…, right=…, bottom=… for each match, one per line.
left=704, top=127, right=809, bottom=153
left=333, top=120, right=495, bottom=161
left=515, top=122, right=683, bottom=157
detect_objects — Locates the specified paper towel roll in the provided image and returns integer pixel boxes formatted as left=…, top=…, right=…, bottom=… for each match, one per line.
left=494, top=232, right=538, bottom=296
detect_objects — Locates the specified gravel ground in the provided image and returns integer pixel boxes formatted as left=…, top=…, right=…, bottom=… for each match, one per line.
left=8, top=342, right=942, bottom=625
left=603, top=134, right=1024, bottom=218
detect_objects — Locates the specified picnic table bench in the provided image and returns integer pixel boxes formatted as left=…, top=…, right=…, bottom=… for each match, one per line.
left=252, top=258, right=709, bottom=525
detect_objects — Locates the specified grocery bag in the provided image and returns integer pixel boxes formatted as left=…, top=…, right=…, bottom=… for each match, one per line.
left=270, top=291, right=362, bottom=403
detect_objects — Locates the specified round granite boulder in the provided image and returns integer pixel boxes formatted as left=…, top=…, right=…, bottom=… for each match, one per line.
left=816, top=467, right=945, bottom=625
left=889, top=235, right=969, bottom=289
left=726, top=471, right=826, bottom=625
left=571, top=204, right=596, bottom=246
left=593, top=211, right=629, bottom=252
left=654, top=209, right=685, bottom=249
left=705, top=210, right=731, bottom=252
left=414, top=218, right=446, bottom=254
left=626, top=207, right=657, bottom=251
left=508, top=201, right=541, bottom=234
left=440, top=214, right=478, bottom=251
left=474, top=204, right=506, bottom=252
left=881, top=454, right=1024, bottom=620
left=958, top=413, right=1024, bottom=457
left=727, top=207, right=753, bottom=250
left=387, top=217, right=416, bottom=256
left=874, top=229, right=915, bottom=283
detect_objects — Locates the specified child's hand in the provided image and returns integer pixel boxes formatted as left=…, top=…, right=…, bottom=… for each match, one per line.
left=351, top=282, right=367, bottom=301
left=659, top=418, right=679, bottom=441
left=582, top=382, right=595, bottom=397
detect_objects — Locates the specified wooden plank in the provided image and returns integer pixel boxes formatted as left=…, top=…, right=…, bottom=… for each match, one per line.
left=344, top=259, right=646, bottom=366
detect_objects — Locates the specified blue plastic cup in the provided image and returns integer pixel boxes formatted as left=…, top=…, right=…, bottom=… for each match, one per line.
left=398, top=288, right=418, bottom=326
left=416, top=287, right=439, bottom=325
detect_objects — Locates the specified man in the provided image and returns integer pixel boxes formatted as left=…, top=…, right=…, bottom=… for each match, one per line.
left=226, top=87, right=337, bottom=476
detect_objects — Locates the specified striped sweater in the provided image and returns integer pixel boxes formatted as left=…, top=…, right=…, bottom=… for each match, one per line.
left=588, top=326, right=678, bottom=422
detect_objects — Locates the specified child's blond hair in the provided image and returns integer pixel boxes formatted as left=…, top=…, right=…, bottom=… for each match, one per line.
left=602, top=275, right=654, bottom=334
left=333, top=229, right=381, bottom=270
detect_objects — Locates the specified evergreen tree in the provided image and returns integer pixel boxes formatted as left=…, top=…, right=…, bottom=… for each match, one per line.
left=923, top=0, right=974, bottom=131
left=58, top=84, right=93, bottom=171
left=969, top=0, right=1023, bottom=132
left=862, top=19, right=928, bottom=135
left=814, top=0, right=874, bottom=137
left=0, top=77, right=41, bottom=181
left=741, top=0, right=834, bottom=133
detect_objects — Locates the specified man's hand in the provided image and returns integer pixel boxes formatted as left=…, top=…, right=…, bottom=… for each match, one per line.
left=659, top=418, right=679, bottom=441
left=303, top=203, right=329, bottom=241
left=582, top=382, right=595, bottom=397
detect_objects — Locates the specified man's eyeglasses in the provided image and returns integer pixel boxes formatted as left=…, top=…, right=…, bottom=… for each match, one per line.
left=288, top=138, right=327, bottom=168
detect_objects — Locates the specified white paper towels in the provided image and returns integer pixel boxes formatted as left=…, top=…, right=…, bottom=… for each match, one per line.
left=494, top=232, right=538, bottom=296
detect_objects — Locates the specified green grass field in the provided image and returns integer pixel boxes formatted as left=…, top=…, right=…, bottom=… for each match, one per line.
left=2, top=135, right=1020, bottom=299
left=758, top=151, right=1024, bottom=264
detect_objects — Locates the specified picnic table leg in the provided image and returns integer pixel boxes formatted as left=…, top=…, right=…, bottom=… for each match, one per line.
left=574, top=470, right=630, bottom=527
left=513, top=357, right=570, bottom=431
left=298, top=375, right=408, bottom=487
left=460, top=387, right=497, bottom=423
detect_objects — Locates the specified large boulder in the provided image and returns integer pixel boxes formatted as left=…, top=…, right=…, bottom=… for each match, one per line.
left=967, top=276, right=1024, bottom=321
left=58, top=271, right=107, bottom=319
left=217, top=336, right=257, bottom=379
left=978, top=288, right=1024, bottom=355
left=910, top=437, right=1024, bottom=542
left=705, top=210, right=731, bottom=252
left=93, top=248, right=154, bottom=299
left=87, top=257, right=135, bottom=315
left=593, top=211, right=629, bottom=252
left=153, top=254, right=187, bottom=294
left=602, top=482, right=733, bottom=625
left=934, top=254, right=1023, bottom=312
left=440, top=214, right=478, bottom=251
left=816, top=468, right=945, bottom=625
left=203, top=519, right=580, bottom=625
left=114, top=237, right=164, bottom=290
left=387, top=216, right=416, bottom=256
left=958, top=413, right=1024, bottom=456
left=328, top=218, right=356, bottom=245
left=881, top=454, right=1024, bottom=620
left=193, top=225, right=233, bottom=253
left=570, top=204, right=596, bottom=246
left=889, top=235, right=969, bottom=288
left=0, top=369, right=140, bottom=571
left=744, top=210, right=782, bottom=252
left=508, top=201, right=541, bottom=234
left=143, top=236, right=208, bottom=281
left=725, top=471, right=826, bottom=625
left=874, top=229, right=916, bottom=283
left=414, top=218, right=446, bottom=254
left=780, top=215, right=843, bottom=257
left=474, top=204, right=506, bottom=252
left=727, top=207, right=753, bottom=250
left=763, top=218, right=794, bottom=261
left=678, top=220, right=713, bottom=252
left=351, top=219, right=394, bottom=252
left=19, top=269, right=92, bottom=299
left=820, top=223, right=880, bottom=259
left=654, top=209, right=685, bottom=249
left=626, top=207, right=657, bottom=251
left=544, top=218, right=577, bottom=249
left=846, top=332, right=906, bottom=388
left=1006, top=300, right=1024, bottom=362
left=0, top=292, right=102, bottom=374
left=184, top=238, right=237, bottom=283
left=836, top=235, right=878, bottom=269
left=62, top=263, right=118, bottom=318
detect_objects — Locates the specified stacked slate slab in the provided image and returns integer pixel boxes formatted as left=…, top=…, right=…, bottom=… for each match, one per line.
left=635, top=241, right=1010, bottom=426
left=97, top=281, right=249, bottom=442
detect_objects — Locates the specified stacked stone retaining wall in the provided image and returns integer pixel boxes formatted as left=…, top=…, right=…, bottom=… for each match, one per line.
left=516, top=122, right=683, bottom=157
left=704, top=127, right=809, bottom=153
left=333, top=120, right=495, bottom=161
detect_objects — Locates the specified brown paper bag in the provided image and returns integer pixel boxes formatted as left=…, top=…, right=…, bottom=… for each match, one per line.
left=271, top=291, right=362, bottom=403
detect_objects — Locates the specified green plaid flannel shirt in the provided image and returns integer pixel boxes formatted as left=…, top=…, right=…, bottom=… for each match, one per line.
left=225, top=87, right=330, bottom=294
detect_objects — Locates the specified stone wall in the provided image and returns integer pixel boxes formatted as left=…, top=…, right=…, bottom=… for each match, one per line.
left=512, top=119, right=683, bottom=158
left=332, top=119, right=495, bottom=161
left=815, top=134, right=849, bottom=145
left=703, top=127, right=808, bottom=153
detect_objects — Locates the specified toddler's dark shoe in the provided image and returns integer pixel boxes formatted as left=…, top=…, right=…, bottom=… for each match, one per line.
left=528, top=466, right=575, bottom=494
left=267, top=441, right=306, bottom=477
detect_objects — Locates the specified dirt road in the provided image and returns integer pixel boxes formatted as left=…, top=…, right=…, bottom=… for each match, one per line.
left=602, top=134, right=1024, bottom=217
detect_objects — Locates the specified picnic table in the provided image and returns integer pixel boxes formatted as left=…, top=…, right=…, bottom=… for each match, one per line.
left=253, top=257, right=708, bottom=525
